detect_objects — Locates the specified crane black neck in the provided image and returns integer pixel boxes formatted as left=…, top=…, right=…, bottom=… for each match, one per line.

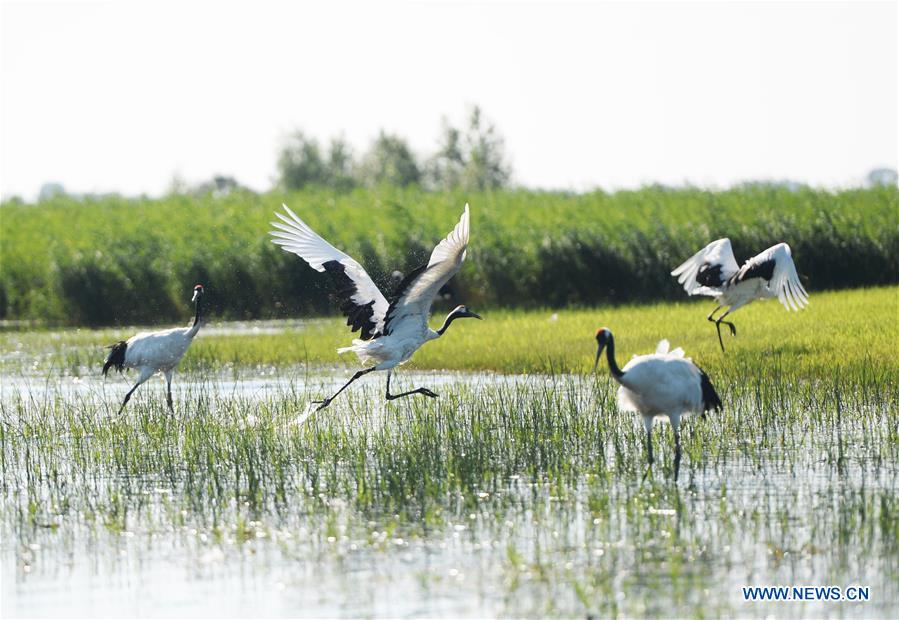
left=437, top=309, right=462, bottom=336
left=192, top=294, right=203, bottom=328
left=604, top=334, right=624, bottom=379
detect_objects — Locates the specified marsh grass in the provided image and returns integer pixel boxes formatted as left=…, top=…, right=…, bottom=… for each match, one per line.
left=2, top=367, right=897, bottom=616
left=1, top=287, right=897, bottom=616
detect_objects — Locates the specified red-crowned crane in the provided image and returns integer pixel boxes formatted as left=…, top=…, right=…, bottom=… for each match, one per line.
left=102, top=284, right=205, bottom=413
left=593, top=328, right=721, bottom=481
left=270, top=203, right=481, bottom=411
left=671, top=239, right=809, bottom=351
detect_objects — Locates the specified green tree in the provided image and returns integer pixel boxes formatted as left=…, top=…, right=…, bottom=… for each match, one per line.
left=189, top=175, right=244, bottom=196
left=427, top=123, right=464, bottom=190
left=276, top=131, right=327, bottom=190
left=427, top=106, right=512, bottom=191
left=462, top=106, right=511, bottom=190
left=326, top=136, right=357, bottom=191
left=277, top=131, right=359, bottom=191
left=357, top=131, right=421, bottom=187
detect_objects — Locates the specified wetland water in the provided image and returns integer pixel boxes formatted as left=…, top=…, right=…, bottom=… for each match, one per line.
left=2, top=367, right=896, bottom=617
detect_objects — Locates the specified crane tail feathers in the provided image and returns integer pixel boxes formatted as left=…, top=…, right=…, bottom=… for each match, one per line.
left=103, top=341, right=127, bottom=376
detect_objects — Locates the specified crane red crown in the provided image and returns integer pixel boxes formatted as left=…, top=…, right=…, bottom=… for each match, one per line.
left=595, top=327, right=609, bottom=338
left=194, top=284, right=204, bottom=290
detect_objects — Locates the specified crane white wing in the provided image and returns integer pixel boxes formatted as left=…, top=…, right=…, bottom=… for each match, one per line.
left=383, top=204, right=470, bottom=335
left=124, top=327, right=194, bottom=368
left=735, top=243, right=809, bottom=311
left=269, top=204, right=389, bottom=339
left=671, top=238, right=739, bottom=297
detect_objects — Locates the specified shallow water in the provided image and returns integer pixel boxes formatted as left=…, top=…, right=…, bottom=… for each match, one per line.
left=2, top=369, right=896, bottom=618
left=0, top=369, right=540, bottom=417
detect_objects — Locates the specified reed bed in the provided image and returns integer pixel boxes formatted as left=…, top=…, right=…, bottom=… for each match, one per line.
left=2, top=185, right=896, bottom=325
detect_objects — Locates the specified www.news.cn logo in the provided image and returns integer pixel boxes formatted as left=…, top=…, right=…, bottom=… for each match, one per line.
left=742, top=586, right=870, bottom=602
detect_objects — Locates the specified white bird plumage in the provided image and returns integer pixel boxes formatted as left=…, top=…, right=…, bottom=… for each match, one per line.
left=671, top=238, right=809, bottom=350
left=594, top=329, right=721, bottom=481
left=103, top=284, right=205, bottom=413
left=270, top=203, right=481, bottom=410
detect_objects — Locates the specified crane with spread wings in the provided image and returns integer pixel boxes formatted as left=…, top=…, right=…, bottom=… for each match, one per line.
left=270, top=203, right=481, bottom=410
left=672, top=239, right=809, bottom=351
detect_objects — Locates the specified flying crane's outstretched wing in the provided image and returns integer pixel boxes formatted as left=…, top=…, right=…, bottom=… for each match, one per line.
left=732, top=243, right=809, bottom=311
left=671, top=238, right=740, bottom=297
left=269, top=205, right=389, bottom=339
left=382, top=204, right=470, bottom=336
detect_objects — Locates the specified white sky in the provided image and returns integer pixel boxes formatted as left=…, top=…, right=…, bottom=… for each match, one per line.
left=1, top=0, right=896, bottom=200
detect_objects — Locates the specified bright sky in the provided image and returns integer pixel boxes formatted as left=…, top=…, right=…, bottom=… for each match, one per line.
left=1, top=0, right=896, bottom=200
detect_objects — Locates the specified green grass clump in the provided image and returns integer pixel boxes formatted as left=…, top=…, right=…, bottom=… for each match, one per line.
left=2, top=185, right=896, bottom=325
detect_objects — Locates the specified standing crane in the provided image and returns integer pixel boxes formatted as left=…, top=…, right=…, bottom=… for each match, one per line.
left=671, top=239, right=809, bottom=351
left=103, top=284, right=205, bottom=413
left=593, top=328, right=721, bottom=481
left=270, top=203, right=481, bottom=411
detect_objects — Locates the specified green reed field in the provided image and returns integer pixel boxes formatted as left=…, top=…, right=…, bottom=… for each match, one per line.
left=2, top=185, right=896, bottom=325
left=2, top=287, right=897, bottom=616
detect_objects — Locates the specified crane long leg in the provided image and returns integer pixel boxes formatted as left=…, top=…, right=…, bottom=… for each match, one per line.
left=385, top=370, right=439, bottom=401
left=313, top=367, right=376, bottom=411
left=117, top=368, right=154, bottom=415
left=642, top=417, right=654, bottom=482
left=717, top=311, right=737, bottom=337
left=164, top=370, right=174, bottom=413
left=708, top=306, right=737, bottom=352
left=673, top=427, right=682, bottom=482
left=706, top=305, right=722, bottom=323
left=119, top=385, right=139, bottom=415
left=715, top=311, right=737, bottom=353
left=708, top=305, right=725, bottom=352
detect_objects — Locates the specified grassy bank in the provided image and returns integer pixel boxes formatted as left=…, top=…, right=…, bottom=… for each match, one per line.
left=3, top=287, right=897, bottom=382
left=2, top=185, right=896, bottom=325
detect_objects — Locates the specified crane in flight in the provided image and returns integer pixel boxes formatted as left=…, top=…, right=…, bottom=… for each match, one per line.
left=672, top=239, right=809, bottom=351
left=270, top=203, right=481, bottom=410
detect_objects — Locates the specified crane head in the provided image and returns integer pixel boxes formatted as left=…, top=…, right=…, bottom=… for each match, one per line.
left=594, top=327, right=613, bottom=371
left=451, top=305, right=482, bottom=321
left=192, top=284, right=205, bottom=302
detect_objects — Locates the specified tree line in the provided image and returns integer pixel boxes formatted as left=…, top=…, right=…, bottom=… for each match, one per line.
left=275, top=106, right=512, bottom=192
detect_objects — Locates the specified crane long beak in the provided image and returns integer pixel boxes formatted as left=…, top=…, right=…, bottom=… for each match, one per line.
left=593, top=343, right=605, bottom=372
